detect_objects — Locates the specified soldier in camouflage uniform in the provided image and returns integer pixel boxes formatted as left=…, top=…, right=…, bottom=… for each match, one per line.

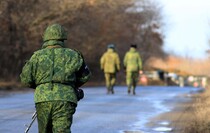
left=20, top=24, right=91, bottom=133
left=100, top=44, right=120, bottom=94
left=123, top=44, right=142, bottom=95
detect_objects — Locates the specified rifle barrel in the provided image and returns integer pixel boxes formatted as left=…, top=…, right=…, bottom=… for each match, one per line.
left=24, top=111, right=37, bottom=133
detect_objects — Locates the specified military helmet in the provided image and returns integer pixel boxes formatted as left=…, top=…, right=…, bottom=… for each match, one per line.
left=43, top=24, right=67, bottom=42
left=107, top=44, right=115, bottom=49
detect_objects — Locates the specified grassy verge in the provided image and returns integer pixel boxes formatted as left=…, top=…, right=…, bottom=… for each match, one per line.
left=179, top=87, right=210, bottom=133
left=147, top=86, right=210, bottom=133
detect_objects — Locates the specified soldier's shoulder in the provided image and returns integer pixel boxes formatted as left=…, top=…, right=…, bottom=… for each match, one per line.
left=34, top=48, right=48, bottom=54
left=65, top=48, right=84, bottom=58
left=125, top=51, right=129, bottom=54
left=68, top=48, right=82, bottom=55
left=31, top=49, right=46, bottom=58
left=113, top=52, right=119, bottom=56
left=71, top=48, right=82, bottom=54
left=103, top=52, right=111, bottom=57
left=114, top=51, right=119, bottom=54
left=103, top=51, right=108, bottom=55
left=55, top=48, right=77, bottom=54
left=135, top=51, right=141, bottom=55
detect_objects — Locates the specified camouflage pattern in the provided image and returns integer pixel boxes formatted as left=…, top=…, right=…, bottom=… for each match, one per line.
left=126, top=72, right=139, bottom=95
left=100, top=48, right=120, bottom=73
left=36, top=101, right=76, bottom=133
left=100, top=46, right=120, bottom=94
left=123, top=47, right=142, bottom=72
left=43, top=24, right=67, bottom=42
left=123, top=47, right=142, bottom=95
left=20, top=24, right=91, bottom=104
left=104, top=73, right=116, bottom=94
left=20, top=24, right=91, bottom=133
left=20, top=40, right=91, bottom=104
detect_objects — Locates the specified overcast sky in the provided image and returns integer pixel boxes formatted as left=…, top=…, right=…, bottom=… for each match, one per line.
left=157, top=0, right=210, bottom=59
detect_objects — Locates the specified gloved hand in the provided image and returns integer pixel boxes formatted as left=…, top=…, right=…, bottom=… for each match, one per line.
left=75, top=88, right=84, bottom=101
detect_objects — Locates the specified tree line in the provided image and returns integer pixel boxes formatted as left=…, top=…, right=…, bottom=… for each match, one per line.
left=0, top=0, right=167, bottom=84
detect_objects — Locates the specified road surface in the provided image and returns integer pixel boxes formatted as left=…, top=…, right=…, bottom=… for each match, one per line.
left=0, top=86, right=201, bottom=133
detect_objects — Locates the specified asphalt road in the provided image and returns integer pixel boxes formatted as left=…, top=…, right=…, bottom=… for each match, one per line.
left=0, top=86, right=201, bottom=133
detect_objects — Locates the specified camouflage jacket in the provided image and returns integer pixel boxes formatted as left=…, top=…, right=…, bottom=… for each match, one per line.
left=123, top=48, right=142, bottom=72
left=100, top=49, right=120, bottom=73
left=20, top=40, right=91, bottom=104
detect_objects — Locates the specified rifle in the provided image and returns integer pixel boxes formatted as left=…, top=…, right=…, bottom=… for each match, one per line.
left=24, top=111, right=37, bottom=133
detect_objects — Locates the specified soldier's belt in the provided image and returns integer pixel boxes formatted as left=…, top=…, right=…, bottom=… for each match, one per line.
left=36, top=81, right=75, bottom=87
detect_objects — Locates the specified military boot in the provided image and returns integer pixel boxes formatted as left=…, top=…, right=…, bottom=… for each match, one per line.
left=127, top=87, right=131, bottom=94
left=132, top=87, right=136, bottom=95
left=108, top=86, right=113, bottom=94
left=111, top=86, right=114, bottom=94
left=133, top=90, right=136, bottom=95
left=107, top=87, right=110, bottom=94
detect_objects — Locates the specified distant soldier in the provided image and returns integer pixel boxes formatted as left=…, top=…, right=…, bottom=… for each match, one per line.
left=124, top=44, right=142, bottom=95
left=100, top=44, right=120, bottom=94
left=20, top=24, right=91, bottom=133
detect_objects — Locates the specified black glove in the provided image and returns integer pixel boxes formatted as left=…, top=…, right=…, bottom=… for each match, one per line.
left=75, top=88, right=84, bottom=101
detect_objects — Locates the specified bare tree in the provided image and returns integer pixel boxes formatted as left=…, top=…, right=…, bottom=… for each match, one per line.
left=0, top=0, right=166, bottom=83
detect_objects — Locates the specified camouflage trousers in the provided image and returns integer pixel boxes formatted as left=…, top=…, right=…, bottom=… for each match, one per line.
left=35, top=101, right=77, bottom=133
left=104, top=73, right=116, bottom=94
left=126, top=72, right=139, bottom=94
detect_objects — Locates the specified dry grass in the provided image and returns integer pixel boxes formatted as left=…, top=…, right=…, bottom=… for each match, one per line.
left=0, top=81, right=21, bottom=90
left=146, top=56, right=210, bottom=132
left=148, top=56, right=210, bottom=76
left=147, top=86, right=210, bottom=133
left=180, top=87, right=210, bottom=133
